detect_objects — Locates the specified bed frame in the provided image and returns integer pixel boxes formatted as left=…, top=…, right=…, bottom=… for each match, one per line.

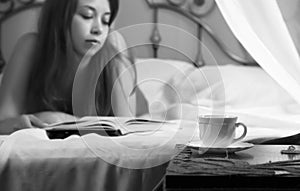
left=145, top=0, right=257, bottom=67
left=0, top=0, right=257, bottom=73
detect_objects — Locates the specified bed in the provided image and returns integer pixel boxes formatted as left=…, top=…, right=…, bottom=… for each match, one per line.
left=1, top=0, right=300, bottom=191
left=135, top=0, right=300, bottom=142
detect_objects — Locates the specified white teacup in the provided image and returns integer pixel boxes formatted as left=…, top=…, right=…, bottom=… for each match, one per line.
left=198, top=115, right=247, bottom=147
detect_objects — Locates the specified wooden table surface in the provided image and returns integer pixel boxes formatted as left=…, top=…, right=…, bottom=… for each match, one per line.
left=208, top=144, right=300, bottom=165
left=164, top=144, right=300, bottom=191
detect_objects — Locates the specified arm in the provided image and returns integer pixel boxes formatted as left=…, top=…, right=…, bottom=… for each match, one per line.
left=111, top=63, right=149, bottom=117
left=110, top=60, right=137, bottom=117
left=0, top=33, right=45, bottom=134
left=108, top=32, right=149, bottom=117
left=0, top=33, right=36, bottom=119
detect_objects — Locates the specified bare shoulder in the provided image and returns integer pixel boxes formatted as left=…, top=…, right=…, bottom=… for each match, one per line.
left=0, top=33, right=39, bottom=118
left=7, top=32, right=38, bottom=69
left=2, top=32, right=38, bottom=74
left=15, top=32, right=38, bottom=50
left=19, top=32, right=37, bottom=42
left=2, top=32, right=39, bottom=83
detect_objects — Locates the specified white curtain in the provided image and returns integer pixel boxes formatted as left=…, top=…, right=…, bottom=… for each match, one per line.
left=215, top=0, right=300, bottom=104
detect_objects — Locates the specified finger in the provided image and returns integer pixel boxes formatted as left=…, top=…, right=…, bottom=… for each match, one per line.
left=60, top=113, right=78, bottom=122
left=20, top=115, right=34, bottom=128
left=28, top=115, right=48, bottom=128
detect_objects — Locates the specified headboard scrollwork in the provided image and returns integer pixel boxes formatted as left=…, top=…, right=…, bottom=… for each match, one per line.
left=0, top=0, right=43, bottom=73
left=145, top=0, right=257, bottom=66
left=146, top=0, right=215, bottom=67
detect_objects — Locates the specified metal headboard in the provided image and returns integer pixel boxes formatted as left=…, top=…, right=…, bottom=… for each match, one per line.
left=145, top=0, right=257, bottom=67
left=0, top=0, right=43, bottom=73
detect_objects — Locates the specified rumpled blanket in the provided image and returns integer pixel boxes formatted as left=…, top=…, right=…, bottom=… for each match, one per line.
left=0, top=119, right=197, bottom=191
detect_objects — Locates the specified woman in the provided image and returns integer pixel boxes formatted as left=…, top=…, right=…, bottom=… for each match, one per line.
left=0, top=0, right=148, bottom=134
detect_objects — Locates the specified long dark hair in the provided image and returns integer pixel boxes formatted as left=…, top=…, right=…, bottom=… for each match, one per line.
left=27, top=0, right=120, bottom=114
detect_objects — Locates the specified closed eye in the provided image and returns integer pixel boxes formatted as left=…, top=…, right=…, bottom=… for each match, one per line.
left=81, top=14, right=93, bottom=19
left=79, top=6, right=95, bottom=20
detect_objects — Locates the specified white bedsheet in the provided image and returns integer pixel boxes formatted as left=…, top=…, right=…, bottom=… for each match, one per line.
left=0, top=113, right=299, bottom=191
left=0, top=118, right=197, bottom=191
left=135, top=59, right=300, bottom=141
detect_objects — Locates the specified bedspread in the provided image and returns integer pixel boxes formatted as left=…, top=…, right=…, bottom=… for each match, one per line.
left=0, top=118, right=197, bottom=191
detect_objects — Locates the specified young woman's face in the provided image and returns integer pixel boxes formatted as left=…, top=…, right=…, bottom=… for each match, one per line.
left=71, top=0, right=111, bottom=58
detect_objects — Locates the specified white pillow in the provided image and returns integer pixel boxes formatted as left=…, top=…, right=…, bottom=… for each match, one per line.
left=135, top=59, right=296, bottom=112
left=195, top=64, right=296, bottom=108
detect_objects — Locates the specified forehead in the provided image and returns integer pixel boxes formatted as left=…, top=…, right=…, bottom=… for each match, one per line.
left=77, top=0, right=110, bottom=11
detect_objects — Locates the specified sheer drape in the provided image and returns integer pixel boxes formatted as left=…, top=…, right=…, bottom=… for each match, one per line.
left=215, top=0, right=300, bottom=104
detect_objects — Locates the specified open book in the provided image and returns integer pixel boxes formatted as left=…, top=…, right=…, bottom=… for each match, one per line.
left=44, top=117, right=170, bottom=139
left=44, top=117, right=123, bottom=139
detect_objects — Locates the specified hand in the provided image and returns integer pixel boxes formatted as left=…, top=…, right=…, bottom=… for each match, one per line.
left=34, top=111, right=78, bottom=125
left=162, top=68, right=206, bottom=105
left=0, top=114, right=46, bottom=134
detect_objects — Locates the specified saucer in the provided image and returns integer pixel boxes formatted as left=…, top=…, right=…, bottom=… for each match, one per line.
left=187, top=141, right=254, bottom=154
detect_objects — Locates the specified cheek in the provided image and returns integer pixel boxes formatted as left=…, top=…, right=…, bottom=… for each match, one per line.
left=101, top=30, right=109, bottom=43
left=71, top=18, right=89, bottom=41
left=103, top=31, right=109, bottom=41
left=70, top=19, right=90, bottom=55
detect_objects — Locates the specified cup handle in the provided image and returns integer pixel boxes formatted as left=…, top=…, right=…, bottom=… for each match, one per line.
left=233, top=122, right=247, bottom=143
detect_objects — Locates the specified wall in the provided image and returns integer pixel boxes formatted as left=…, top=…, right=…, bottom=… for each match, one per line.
left=114, top=0, right=253, bottom=65
left=1, top=8, right=40, bottom=62
left=277, top=0, right=300, bottom=54
left=115, top=0, right=199, bottom=62
left=115, top=0, right=300, bottom=66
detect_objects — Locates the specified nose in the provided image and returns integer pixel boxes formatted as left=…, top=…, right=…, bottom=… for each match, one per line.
left=91, top=19, right=102, bottom=35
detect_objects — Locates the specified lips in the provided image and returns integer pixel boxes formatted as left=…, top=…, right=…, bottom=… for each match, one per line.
left=85, top=39, right=100, bottom=45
